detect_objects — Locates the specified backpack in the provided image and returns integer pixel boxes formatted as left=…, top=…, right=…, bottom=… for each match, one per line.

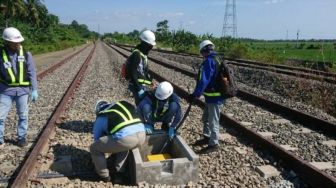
left=121, top=60, right=130, bottom=80
left=216, top=60, right=238, bottom=98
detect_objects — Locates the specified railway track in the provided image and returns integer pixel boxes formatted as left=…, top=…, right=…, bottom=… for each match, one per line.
left=0, top=44, right=95, bottom=187
left=1, top=42, right=334, bottom=187
left=118, top=43, right=336, bottom=83
left=109, top=44, right=336, bottom=187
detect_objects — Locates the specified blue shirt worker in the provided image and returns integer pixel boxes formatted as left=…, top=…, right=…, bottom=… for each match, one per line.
left=189, top=40, right=224, bottom=154
left=0, top=27, right=38, bottom=148
left=90, top=100, right=146, bottom=182
left=126, top=30, right=156, bottom=104
left=138, top=81, right=182, bottom=139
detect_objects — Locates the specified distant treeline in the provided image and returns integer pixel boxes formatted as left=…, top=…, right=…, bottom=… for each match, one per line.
left=103, top=20, right=336, bottom=70
left=0, top=0, right=98, bottom=54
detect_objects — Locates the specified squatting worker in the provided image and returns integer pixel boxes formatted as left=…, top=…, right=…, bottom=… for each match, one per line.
left=90, top=100, right=146, bottom=182
left=126, top=30, right=156, bottom=104
left=188, top=40, right=224, bottom=154
left=0, top=27, right=38, bottom=148
left=138, top=81, right=181, bottom=139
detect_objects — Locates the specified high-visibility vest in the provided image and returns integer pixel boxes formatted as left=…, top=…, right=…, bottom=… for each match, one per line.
left=133, top=49, right=152, bottom=85
left=98, top=101, right=141, bottom=134
left=0, top=46, right=30, bottom=86
left=197, top=57, right=221, bottom=97
left=150, top=93, right=172, bottom=120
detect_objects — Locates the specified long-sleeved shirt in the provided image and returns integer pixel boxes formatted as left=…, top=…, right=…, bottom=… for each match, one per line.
left=193, top=51, right=224, bottom=104
left=0, top=46, right=37, bottom=96
left=93, top=116, right=145, bottom=142
left=128, top=52, right=152, bottom=91
left=138, top=93, right=182, bottom=128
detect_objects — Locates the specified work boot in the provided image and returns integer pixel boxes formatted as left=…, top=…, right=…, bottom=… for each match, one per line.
left=17, top=138, right=28, bottom=147
left=100, top=176, right=111, bottom=182
left=192, top=136, right=210, bottom=146
left=197, top=144, right=219, bottom=154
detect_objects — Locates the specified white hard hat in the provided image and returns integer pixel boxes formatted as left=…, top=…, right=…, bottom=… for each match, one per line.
left=95, top=100, right=108, bottom=115
left=199, top=40, right=214, bottom=51
left=139, top=30, right=156, bottom=46
left=155, top=81, right=173, bottom=100
left=2, top=27, right=24, bottom=43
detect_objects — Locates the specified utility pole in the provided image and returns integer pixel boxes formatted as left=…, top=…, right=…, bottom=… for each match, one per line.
left=286, top=30, right=288, bottom=40
left=296, top=29, right=300, bottom=48
left=221, top=0, right=237, bottom=38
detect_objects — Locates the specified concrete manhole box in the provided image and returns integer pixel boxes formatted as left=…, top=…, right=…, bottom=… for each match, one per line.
left=129, top=133, right=199, bottom=185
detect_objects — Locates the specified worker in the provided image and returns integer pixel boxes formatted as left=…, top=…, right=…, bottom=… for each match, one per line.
left=138, top=81, right=181, bottom=139
left=188, top=40, right=224, bottom=154
left=0, top=27, right=38, bottom=148
left=126, top=30, right=156, bottom=104
left=90, top=100, right=146, bottom=182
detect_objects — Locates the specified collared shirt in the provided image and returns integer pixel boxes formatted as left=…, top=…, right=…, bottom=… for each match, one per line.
left=93, top=116, right=145, bottom=142
left=0, top=47, right=37, bottom=96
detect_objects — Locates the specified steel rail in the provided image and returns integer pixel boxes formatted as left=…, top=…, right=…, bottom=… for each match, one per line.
left=111, top=44, right=336, bottom=137
left=9, top=44, right=96, bottom=188
left=37, top=45, right=90, bottom=80
left=117, top=43, right=336, bottom=81
left=109, top=43, right=336, bottom=188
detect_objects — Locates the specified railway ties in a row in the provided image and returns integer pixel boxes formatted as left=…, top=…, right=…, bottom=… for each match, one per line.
left=110, top=43, right=336, bottom=188
left=0, top=44, right=96, bottom=187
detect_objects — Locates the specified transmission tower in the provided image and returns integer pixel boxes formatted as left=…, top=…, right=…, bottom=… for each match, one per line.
left=221, top=0, right=237, bottom=38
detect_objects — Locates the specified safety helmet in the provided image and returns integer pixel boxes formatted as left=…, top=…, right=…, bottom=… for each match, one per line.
left=139, top=30, right=156, bottom=46
left=95, top=100, right=108, bottom=115
left=2, top=27, right=24, bottom=43
left=155, top=81, right=173, bottom=100
left=199, top=40, right=214, bottom=51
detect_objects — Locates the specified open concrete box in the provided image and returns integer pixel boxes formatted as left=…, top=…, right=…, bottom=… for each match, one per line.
left=128, top=133, right=199, bottom=185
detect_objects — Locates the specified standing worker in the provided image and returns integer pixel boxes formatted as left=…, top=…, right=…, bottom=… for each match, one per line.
left=138, top=81, right=181, bottom=139
left=0, top=27, right=38, bottom=148
left=90, top=100, right=146, bottom=182
left=189, top=40, right=224, bottom=154
left=126, top=30, right=156, bottom=104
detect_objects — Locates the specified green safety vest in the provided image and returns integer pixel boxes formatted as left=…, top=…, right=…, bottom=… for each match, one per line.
left=151, top=93, right=172, bottom=120
left=0, top=46, right=30, bottom=86
left=99, top=101, right=141, bottom=134
left=198, top=57, right=221, bottom=97
left=133, top=49, right=152, bottom=85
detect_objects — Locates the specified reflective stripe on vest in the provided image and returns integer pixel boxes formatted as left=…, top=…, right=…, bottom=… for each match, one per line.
left=153, top=99, right=169, bottom=119
left=100, top=102, right=141, bottom=134
left=1, top=46, right=30, bottom=86
left=133, top=49, right=152, bottom=85
left=137, top=79, right=152, bottom=85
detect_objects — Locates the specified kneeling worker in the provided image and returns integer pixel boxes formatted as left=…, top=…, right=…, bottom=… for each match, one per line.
left=90, top=100, right=146, bottom=182
left=138, top=81, right=181, bottom=139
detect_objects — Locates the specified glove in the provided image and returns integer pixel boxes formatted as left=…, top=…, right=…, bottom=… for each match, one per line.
left=187, top=94, right=195, bottom=103
left=138, top=89, right=145, bottom=98
left=144, top=124, right=154, bottom=134
left=168, top=127, right=175, bottom=139
left=31, top=90, right=38, bottom=102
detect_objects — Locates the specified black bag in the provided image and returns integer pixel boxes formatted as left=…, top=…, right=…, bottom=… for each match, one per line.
left=216, top=60, right=238, bottom=98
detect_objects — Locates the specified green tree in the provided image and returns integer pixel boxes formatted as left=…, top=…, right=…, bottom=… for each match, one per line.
left=156, top=20, right=171, bottom=43
left=172, top=30, right=197, bottom=52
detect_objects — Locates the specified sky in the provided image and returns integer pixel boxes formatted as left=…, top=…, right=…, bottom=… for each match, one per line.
left=43, top=0, right=336, bottom=40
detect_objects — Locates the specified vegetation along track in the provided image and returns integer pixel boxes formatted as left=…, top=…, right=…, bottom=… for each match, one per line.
left=110, top=43, right=336, bottom=187
left=0, top=44, right=95, bottom=187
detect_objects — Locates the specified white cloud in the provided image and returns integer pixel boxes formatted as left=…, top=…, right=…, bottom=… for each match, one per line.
left=264, top=0, right=285, bottom=4
left=158, top=12, right=184, bottom=18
